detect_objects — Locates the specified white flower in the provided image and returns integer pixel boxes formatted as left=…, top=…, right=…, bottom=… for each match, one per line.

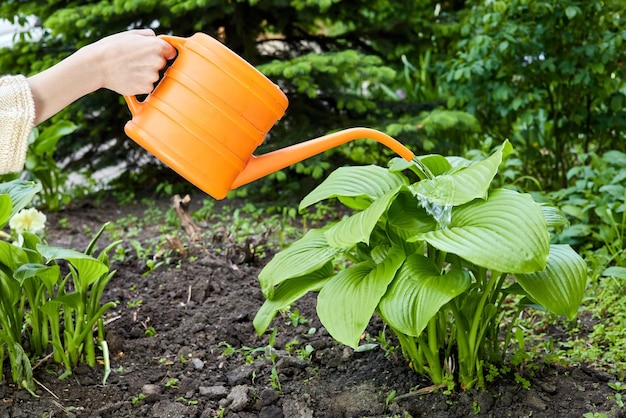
left=9, top=208, right=47, bottom=234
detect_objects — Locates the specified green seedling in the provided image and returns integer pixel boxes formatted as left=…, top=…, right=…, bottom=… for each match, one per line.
left=131, top=393, right=146, bottom=405
left=385, top=389, right=396, bottom=412
left=285, top=339, right=314, bottom=360
left=23, top=121, right=78, bottom=211
left=144, top=326, right=157, bottom=337
left=472, top=400, right=480, bottom=415
left=287, top=309, right=308, bottom=327
left=127, top=299, right=143, bottom=308
left=175, top=396, right=198, bottom=405
left=165, top=378, right=179, bottom=388
left=158, top=357, right=174, bottom=366
left=219, top=328, right=284, bottom=393
left=609, top=381, right=626, bottom=408
left=514, top=373, right=531, bottom=390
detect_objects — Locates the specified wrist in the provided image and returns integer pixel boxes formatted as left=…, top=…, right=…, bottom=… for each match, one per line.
left=71, top=43, right=106, bottom=93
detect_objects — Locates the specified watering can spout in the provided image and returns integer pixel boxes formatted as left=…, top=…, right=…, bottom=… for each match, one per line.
left=231, top=127, right=415, bottom=189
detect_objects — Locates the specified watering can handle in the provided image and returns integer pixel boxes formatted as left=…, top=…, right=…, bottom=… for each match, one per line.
left=123, top=35, right=187, bottom=116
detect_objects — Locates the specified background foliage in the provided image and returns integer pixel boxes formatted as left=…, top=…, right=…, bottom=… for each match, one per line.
left=1, top=0, right=625, bottom=197
left=445, top=0, right=626, bottom=187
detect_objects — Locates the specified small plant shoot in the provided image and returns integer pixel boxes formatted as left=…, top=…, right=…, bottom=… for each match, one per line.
left=254, top=141, right=587, bottom=390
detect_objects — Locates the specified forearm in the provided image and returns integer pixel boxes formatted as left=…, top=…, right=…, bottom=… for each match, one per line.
left=27, top=48, right=103, bottom=125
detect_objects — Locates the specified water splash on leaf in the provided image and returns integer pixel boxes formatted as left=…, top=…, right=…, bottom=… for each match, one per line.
left=409, top=160, right=454, bottom=229
left=416, top=194, right=452, bottom=229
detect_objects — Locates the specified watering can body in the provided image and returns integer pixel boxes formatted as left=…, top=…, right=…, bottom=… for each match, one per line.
left=124, top=33, right=414, bottom=199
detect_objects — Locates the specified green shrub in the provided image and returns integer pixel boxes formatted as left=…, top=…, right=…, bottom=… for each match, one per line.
left=253, top=142, right=586, bottom=390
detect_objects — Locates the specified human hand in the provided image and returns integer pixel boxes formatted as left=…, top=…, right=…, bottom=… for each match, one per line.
left=83, top=29, right=177, bottom=96
left=27, top=29, right=178, bottom=124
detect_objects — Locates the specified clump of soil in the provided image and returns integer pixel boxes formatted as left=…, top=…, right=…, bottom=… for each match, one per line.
left=0, top=197, right=622, bottom=418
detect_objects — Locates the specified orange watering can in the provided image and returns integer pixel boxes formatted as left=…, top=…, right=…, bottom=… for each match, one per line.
left=124, top=33, right=415, bottom=200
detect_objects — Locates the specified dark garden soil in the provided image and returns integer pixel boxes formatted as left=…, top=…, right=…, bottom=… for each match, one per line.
left=1, top=194, right=623, bottom=418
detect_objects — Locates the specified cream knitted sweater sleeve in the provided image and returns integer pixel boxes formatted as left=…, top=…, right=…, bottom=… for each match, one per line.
left=0, top=75, right=35, bottom=174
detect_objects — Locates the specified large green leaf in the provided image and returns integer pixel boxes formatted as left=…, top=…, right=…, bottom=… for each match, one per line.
left=419, top=155, right=454, bottom=176
left=33, top=120, right=77, bottom=155
left=389, top=155, right=452, bottom=178
left=416, top=188, right=550, bottom=273
left=325, top=186, right=401, bottom=248
left=299, top=165, right=408, bottom=211
left=258, top=229, right=342, bottom=298
left=541, top=204, right=569, bottom=229
left=445, top=156, right=473, bottom=170
left=317, top=247, right=405, bottom=348
left=20, top=232, right=43, bottom=263
left=47, top=292, right=83, bottom=311
left=0, top=194, right=11, bottom=228
left=378, top=254, right=471, bottom=336
left=13, top=263, right=61, bottom=291
left=253, top=262, right=333, bottom=334
left=515, top=244, right=587, bottom=319
left=0, top=242, right=27, bottom=307
left=385, top=191, right=436, bottom=254
left=411, top=140, right=512, bottom=207
left=602, top=266, right=626, bottom=279
left=0, top=180, right=41, bottom=221
left=0, top=270, right=20, bottom=305
left=0, top=241, right=29, bottom=272
left=387, top=191, right=437, bottom=234
left=36, top=244, right=108, bottom=292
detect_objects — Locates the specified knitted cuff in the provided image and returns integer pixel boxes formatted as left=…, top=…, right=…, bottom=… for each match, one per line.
left=0, top=74, right=35, bottom=174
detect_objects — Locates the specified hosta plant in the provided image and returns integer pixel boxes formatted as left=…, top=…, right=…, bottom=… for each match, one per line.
left=253, top=141, right=587, bottom=390
left=0, top=179, right=118, bottom=393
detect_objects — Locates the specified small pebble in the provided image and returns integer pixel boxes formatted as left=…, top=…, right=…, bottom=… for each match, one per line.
left=540, top=381, right=558, bottom=394
left=199, top=385, right=229, bottom=400
left=142, top=384, right=162, bottom=395
left=190, top=358, right=205, bottom=370
left=227, top=385, right=250, bottom=412
left=525, top=394, right=547, bottom=411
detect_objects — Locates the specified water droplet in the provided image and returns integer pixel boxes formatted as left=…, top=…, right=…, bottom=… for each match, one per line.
left=417, top=194, right=452, bottom=229
left=410, top=157, right=453, bottom=228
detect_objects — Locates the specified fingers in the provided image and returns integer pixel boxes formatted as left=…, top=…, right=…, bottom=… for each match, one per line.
left=160, top=39, right=177, bottom=60
left=133, top=29, right=177, bottom=62
left=134, top=45, right=173, bottom=95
